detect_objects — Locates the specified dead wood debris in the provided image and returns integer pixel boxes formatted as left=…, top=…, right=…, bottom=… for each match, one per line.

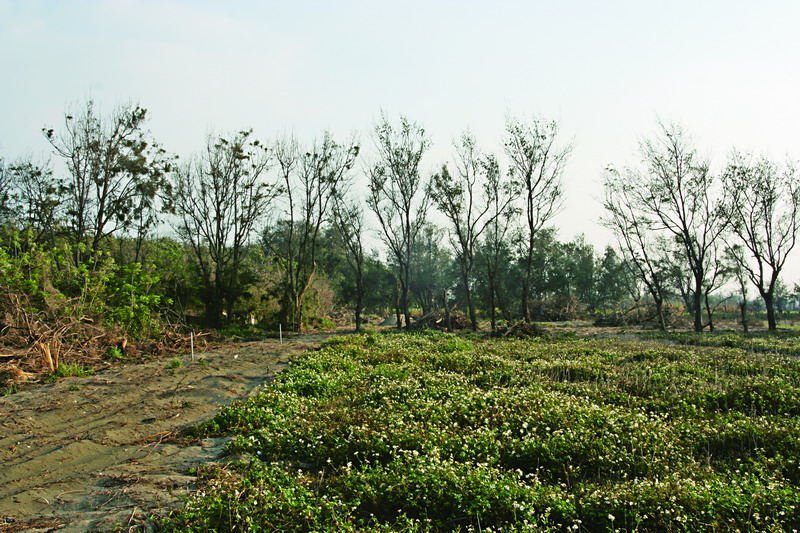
left=412, top=310, right=471, bottom=331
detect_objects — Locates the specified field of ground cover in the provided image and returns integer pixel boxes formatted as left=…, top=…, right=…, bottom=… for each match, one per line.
left=165, top=331, right=800, bottom=532
left=643, top=329, right=800, bottom=357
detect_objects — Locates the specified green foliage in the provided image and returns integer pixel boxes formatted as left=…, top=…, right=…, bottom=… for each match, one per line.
left=10, top=243, right=168, bottom=338
left=105, top=261, right=165, bottom=335
left=166, top=358, right=183, bottom=369
left=0, top=234, right=50, bottom=302
left=311, top=315, right=336, bottom=330
left=48, top=363, right=93, bottom=381
left=106, top=346, right=124, bottom=360
left=170, top=333, right=800, bottom=531
left=0, top=226, right=196, bottom=373
left=644, top=329, right=800, bottom=356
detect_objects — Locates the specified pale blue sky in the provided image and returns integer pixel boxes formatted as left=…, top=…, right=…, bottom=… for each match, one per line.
left=2, top=0, right=800, bottom=272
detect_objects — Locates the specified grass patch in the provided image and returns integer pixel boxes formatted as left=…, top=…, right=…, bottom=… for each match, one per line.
left=165, top=357, right=183, bottom=369
left=47, top=363, right=94, bottom=382
left=167, top=331, right=800, bottom=532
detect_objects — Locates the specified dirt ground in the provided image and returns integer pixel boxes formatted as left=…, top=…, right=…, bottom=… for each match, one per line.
left=0, top=333, right=334, bottom=532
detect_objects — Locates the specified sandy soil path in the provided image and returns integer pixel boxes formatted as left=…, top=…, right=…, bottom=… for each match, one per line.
left=0, top=334, right=333, bottom=532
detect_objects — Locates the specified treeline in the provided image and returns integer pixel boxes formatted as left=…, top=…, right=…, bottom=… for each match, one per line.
left=1, top=101, right=799, bottom=351
left=602, top=121, right=800, bottom=332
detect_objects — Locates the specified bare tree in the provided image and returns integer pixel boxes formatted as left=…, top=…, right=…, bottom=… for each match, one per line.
left=265, top=132, right=359, bottom=332
left=601, top=167, right=670, bottom=330
left=429, top=132, right=486, bottom=330
left=171, top=130, right=278, bottom=328
left=504, top=114, right=572, bottom=322
left=367, top=113, right=431, bottom=329
left=44, top=100, right=172, bottom=262
left=619, top=122, right=727, bottom=332
left=478, top=154, right=520, bottom=332
left=430, top=131, right=520, bottom=331
left=722, top=153, right=800, bottom=330
left=331, top=189, right=366, bottom=332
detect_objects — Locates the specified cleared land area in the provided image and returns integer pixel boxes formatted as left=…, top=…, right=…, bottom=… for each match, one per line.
left=0, top=334, right=331, bottom=532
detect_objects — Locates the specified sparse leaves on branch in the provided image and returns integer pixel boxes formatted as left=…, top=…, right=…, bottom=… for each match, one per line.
left=504, top=114, right=572, bottom=322
left=722, top=152, right=800, bottom=330
left=265, top=132, right=359, bottom=332
left=44, top=100, right=174, bottom=261
left=368, top=113, right=431, bottom=329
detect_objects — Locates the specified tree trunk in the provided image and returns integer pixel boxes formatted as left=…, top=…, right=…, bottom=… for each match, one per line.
left=226, top=299, right=234, bottom=326
left=403, top=227, right=413, bottom=329
left=206, top=293, right=222, bottom=329
left=521, top=273, right=531, bottom=323
left=740, top=301, right=748, bottom=333
left=355, top=268, right=363, bottom=333
left=443, top=289, right=451, bottom=332
left=402, top=277, right=412, bottom=329
left=461, top=266, right=477, bottom=331
left=295, top=295, right=304, bottom=333
left=207, top=274, right=225, bottom=329
left=764, top=292, right=777, bottom=331
left=654, top=297, right=667, bottom=331
left=521, top=236, right=535, bottom=322
left=487, top=263, right=498, bottom=333
left=704, top=292, right=714, bottom=332
left=693, top=278, right=704, bottom=332
left=489, top=284, right=497, bottom=333
left=498, top=286, right=512, bottom=324
left=394, top=282, right=402, bottom=330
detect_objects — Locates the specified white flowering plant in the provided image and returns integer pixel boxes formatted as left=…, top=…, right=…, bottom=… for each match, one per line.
left=167, top=331, right=800, bottom=531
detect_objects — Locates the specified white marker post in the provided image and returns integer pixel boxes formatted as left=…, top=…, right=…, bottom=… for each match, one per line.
left=190, top=331, right=195, bottom=362
left=279, top=323, right=283, bottom=345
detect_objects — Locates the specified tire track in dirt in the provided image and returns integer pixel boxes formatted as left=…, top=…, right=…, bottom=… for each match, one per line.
left=0, top=334, right=333, bottom=532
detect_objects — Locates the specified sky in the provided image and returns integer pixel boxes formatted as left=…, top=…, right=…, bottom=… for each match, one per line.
left=2, top=0, right=800, bottom=278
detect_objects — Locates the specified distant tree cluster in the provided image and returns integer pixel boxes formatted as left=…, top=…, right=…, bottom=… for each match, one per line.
left=1, top=100, right=799, bottom=352
left=602, top=121, right=800, bottom=331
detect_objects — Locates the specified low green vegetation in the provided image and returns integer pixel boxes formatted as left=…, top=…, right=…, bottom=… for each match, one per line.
left=165, top=332, right=800, bottom=532
left=644, top=329, right=800, bottom=357
left=47, top=363, right=93, bottom=382
left=165, top=357, right=183, bottom=370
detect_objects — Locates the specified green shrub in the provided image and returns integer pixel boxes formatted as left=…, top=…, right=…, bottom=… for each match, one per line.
left=48, top=363, right=93, bottom=381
